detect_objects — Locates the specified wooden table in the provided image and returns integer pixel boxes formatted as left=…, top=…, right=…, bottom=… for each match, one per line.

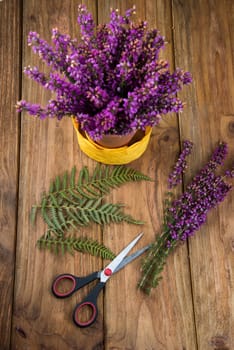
left=1, top=1, right=233, bottom=349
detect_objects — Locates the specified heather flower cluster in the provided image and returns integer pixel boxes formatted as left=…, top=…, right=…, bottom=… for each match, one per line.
left=16, top=5, right=192, bottom=140
left=139, top=141, right=233, bottom=294
left=168, top=140, right=193, bottom=188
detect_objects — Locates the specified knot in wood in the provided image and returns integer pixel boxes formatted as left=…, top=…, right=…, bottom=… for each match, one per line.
left=228, top=121, right=234, bottom=135
left=210, top=335, right=229, bottom=350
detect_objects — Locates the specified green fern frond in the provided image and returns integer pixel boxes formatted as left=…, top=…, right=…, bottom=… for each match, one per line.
left=70, top=166, right=76, bottom=187
left=32, top=165, right=152, bottom=213
left=30, top=205, right=37, bottom=223
left=37, top=235, right=116, bottom=260
left=32, top=164, right=149, bottom=259
left=31, top=165, right=149, bottom=227
left=34, top=199, right=144, bottom=236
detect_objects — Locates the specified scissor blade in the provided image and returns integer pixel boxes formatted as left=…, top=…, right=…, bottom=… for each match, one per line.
left=100, top=232, right=144, bottom=283
left=114, top=244, right=151, bottom=273
left=96, top=244, right=151, bottom=279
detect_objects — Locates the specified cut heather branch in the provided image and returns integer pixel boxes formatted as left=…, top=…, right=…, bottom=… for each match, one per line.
left=168, top=140, right=193, bottom=188
left=139, top=142, right=233, bottom=294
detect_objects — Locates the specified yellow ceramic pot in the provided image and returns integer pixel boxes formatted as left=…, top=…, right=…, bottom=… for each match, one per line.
left=72, top=118, right=152, bottom=165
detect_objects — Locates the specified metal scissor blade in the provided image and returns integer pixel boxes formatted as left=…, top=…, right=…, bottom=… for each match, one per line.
left=114, top=244, right=151, bottom=274
left=100, top=232, right=144, bottom=283
left=96, top=244, right=151, bottom=279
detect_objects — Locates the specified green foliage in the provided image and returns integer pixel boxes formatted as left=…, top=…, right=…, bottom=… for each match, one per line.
left=32, top=165, right=152, bottom=218
left=32, top=164, right=151, bottom=258
left=37, top=235, right=116, bottom=260
left=162, top=191, right=175, bottom=227
left=138, top=230, right=177, bottom=294
left=33, top=199, right=144, bottom=236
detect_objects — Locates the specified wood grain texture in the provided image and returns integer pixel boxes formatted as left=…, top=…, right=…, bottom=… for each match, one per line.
left=1, top=0, right=232, bottom=349
left=11, top=1, right=103, bottom=349
left=99, top=1, right=197, bottom=349
left=172, top=0, right=234, bottom=349
left=0, top=0, right=21, bottom=348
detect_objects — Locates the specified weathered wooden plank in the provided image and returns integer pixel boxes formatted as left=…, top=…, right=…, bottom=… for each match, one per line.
left=99, top=1, right=197, bottom=349
left=9, top=0, right=234, bottom=348
left=173, top=0, right=234, bottom=349
left=11, top=1, right=104, bottom=349
left=0, top=0, right=21, bottom=348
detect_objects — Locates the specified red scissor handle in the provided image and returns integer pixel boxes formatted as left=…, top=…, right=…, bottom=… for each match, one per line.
left=52, top=272, right=99, bottom=298
left=52, top=274, right=77, bottom=297
left=73, top=301, right=97, bottom=328
left=73, top=281, right=105, bottom=328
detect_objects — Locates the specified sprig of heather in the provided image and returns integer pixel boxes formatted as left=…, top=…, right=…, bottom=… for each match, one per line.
left=28, top=31, right=62, bottom=71
left=17, top=5, right=192, bottom=140
left=139, top=142, right=233, bottom=294
left=225, top=164, right=234, bottom=178
left=77, top=4, right=95, bottom=44
left=168, top=140, right=193, bottom=188
left=16, top=96, right=77, bottom=120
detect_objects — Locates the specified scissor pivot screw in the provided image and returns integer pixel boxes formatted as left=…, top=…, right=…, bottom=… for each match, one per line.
left=104, top=268, right=112, bottom=276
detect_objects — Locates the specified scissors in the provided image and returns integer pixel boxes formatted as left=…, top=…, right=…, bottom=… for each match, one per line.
left=51, top=232, right=150, bottom=328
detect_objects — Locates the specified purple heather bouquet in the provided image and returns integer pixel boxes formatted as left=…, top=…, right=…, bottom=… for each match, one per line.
left=139, top=141, right=233, bottom=294
left=16, top=5, right=192, bottom=140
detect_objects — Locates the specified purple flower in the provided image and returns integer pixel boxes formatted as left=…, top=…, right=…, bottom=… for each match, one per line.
left=77, top=4, right=95, bottom=44
left=17, top=6, right=192, bottom=139
left=166, top=142, right=231, bottom=243
left=225, top=164, right=234, bottom=178
left=168, top=140, right=193, bottom=188
left=139, top=142, right=233, bottom=294
left=23, top=66, right=47, bottom=86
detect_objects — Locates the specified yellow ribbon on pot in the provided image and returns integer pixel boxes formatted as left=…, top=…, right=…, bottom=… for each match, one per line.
left=72, top=118, right=152, bottom=165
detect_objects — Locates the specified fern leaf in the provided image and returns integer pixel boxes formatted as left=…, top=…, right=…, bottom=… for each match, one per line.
left=80, top=185, right=99, bottom=198
left=49, top=182, right=54, bottom=193
left=65, top=207, right=86, bottom=226
left=75, top=185, right=96, bottom=199
left=68, top=220, right=78, bottom=230
left=68, top=188, right=82, bottom=200
left=104, top=165, right=110, bottom=178
left=57, top=208, right=69, bottom=230
left=79, top=208, right=90, bottom=224
left=50, top=206, right=63, bottom=233
left=59, top=190, right=76, bottom=204
left=62, top=171, right=68, bottom=189
left=66, top=238, right=74, bottom=255
left=55, top=176, right=60, bottom=191
left=41, top=198, right=57, bottom=230
left=91, top=165, right=152, bottom=193
left=37, top=165, right=152, bottom=207
left=78, top=166, right=89, bottom=185
left=50, top=193, right=60, bottom=207
left=37, top=235, right=116, bottom=260
left=82, top=184, right=100, bottom=197
left=92, top=164, right=101, bottom=180
left=32, top=164, right=148, bottom=246
left=91, top=182, right=109, bottom=195
left=89, top=210, right=102, bottom=225
left=85, top=202, right=144, bottom=225
left=30, top=205, right=37, bottom=224
left=47, top=200, right=143, bottom=232
left=70, top=166, right=76, bottom=187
